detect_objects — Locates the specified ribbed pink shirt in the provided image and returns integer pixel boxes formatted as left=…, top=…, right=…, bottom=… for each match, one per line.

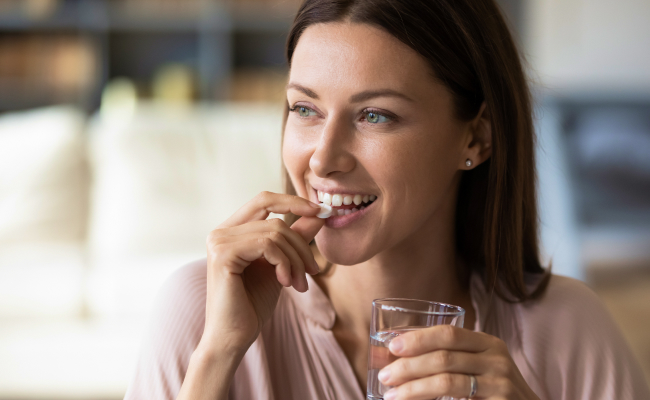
left=124, top=259, right=650, bottom=399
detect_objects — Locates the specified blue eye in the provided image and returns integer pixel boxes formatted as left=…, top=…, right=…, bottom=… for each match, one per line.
left=292, top=106, right=317, bottom=117
left=364, top=110, right=390, bottom=124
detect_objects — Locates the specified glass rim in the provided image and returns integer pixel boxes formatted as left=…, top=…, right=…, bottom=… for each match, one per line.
left=373, top=298, right=466, bottom=316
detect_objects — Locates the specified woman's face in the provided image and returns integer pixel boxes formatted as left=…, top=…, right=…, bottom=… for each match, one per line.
left=283, top=22, right=477, bottom=266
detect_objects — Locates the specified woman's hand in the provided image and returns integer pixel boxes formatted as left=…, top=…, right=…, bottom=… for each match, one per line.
left=198, top=191, right=325, bottom=356
left=378, top=326, right=540, bottom=400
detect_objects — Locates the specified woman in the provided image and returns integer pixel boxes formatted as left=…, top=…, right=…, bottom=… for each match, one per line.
left=125, top=1, right=650, bottom=399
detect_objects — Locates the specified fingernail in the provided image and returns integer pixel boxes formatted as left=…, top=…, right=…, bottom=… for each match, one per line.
left=378, top=368, right=391, bottom=383
left=384, top=389, right=397, bottom=400
left=310, top=260, right=320, bottom=275
left=309, top=201, right=322, bottom=209
left=389, top=338, right=404, bottom=354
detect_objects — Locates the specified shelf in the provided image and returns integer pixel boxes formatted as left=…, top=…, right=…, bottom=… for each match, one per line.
left=0, top=1, right=293, bottom=33
left=107, top=2, right=231, bottom=33
left=231, top=7, right=293, bottom=32
left=0, top=1, right=298, bottom=112
left=0, top=0, right=107, bottom=32
left=0, top=13, right=88, bottom=32
left=538, top=87, right=650, bottom=107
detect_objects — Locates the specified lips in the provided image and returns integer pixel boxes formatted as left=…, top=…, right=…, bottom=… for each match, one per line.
left=323, top=196, right=377, bottom=228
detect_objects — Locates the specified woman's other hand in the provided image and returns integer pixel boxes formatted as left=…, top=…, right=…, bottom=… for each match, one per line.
left=199, top=191, right=324, bottom=355
left=378, top=326, right=540, bottom=400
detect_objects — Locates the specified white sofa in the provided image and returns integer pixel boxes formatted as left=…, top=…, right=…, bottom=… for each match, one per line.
left=0, top=103, right=284, bottom=399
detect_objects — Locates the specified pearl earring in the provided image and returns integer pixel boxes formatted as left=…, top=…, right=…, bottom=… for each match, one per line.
left=465, top=159, right=473, bottom=167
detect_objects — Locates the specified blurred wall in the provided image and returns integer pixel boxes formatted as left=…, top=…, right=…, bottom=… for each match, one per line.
left=524, top=0, right=650, bottom=279
left=526, top=0, right=650, bottom=90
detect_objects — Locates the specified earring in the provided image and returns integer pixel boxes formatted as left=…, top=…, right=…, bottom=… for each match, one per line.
left=465, top=159, right=473, bottom=167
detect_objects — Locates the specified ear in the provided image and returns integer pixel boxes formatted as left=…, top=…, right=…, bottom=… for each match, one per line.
left=460, top=102, right=492, bottom=170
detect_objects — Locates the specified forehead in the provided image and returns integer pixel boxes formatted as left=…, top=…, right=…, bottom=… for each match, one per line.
left=289, top=22, right=436, bottom=97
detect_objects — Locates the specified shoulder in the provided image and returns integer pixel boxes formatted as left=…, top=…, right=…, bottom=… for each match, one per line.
left=124, top=259, right=208, bottom=400
left=151, top=258, right=208, bottom=333
left=478, top=274, right=614, bottom=353
left=158, top=258, right=208, bottom=302
left=515, top=274, right=618, bottom=348
left=147, top=258, right=207, bottom=343
left=520, top=274, right=604, bottom=319
left=510, top=274, right=650, bottom=399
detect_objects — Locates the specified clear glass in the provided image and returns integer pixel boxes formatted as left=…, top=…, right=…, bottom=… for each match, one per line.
left=366, top=298, right=465, bottom=400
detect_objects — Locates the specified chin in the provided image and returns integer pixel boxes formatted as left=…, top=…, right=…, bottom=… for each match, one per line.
left=315, top=235, right=377, bottom=266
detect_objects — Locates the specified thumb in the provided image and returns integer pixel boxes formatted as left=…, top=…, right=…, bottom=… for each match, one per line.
left=290, top=216, right=325, bottom=243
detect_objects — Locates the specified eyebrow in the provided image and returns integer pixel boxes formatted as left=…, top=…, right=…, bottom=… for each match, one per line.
left=286, top=82, right=414, bottom=103
left=286, top=83, right=320, bottom=99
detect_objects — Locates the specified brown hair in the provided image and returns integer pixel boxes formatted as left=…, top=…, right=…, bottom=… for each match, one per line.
left=282, top=0, right=550, bottom=302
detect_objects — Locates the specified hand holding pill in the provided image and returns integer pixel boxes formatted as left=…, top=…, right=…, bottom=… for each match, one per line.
left=201, top=192, right=325, bottom=355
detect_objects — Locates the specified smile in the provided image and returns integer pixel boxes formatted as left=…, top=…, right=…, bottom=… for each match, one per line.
left=317, top=190, right=377, bottom=216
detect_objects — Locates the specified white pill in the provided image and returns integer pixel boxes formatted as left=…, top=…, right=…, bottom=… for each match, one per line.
left=316, top=203, right=333, bottom=219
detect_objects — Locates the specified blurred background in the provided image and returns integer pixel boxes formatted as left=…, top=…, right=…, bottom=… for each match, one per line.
left=0, top=0, right=648, bottom=398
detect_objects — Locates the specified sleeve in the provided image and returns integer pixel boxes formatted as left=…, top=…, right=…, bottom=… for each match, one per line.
left=123, top=259, right=208, bottom=400
left=517, top=275, right=650, bottom=400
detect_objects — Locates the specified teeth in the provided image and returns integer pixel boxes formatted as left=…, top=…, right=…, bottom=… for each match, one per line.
left=322, top=193, right=332, bottom=206
left=325, top=207, right=363, bottom=217
left=316, top=190, right=376, bottom=207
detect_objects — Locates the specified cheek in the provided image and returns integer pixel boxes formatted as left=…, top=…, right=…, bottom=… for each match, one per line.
left=282, top=127, right=313, bottom=198
left=371, top=130, right=461, bottom=217
left=410, top=139, right=459, bottom=190
left=375, top=133, right=457, bottom=185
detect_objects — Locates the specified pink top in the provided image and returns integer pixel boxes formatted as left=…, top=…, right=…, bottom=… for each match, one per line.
left=124, top=259, right=650, bottom=399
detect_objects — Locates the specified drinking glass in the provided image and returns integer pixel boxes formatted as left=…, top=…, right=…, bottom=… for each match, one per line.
left=366, top=298, right=465, bottom=400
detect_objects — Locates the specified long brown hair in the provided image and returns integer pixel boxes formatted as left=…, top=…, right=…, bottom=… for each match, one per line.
left=282, top=0, right=550, bottom=302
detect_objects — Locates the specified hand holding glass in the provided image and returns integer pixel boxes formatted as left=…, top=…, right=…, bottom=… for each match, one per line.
left=367, top=299, right=465, bottom=400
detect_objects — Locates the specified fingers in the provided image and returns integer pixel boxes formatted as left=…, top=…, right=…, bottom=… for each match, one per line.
left=388, top=325, right=493, bottom=357
left=384, top=373, right=498, bottom=400
left=290, top=216, right=326, bottom=244
left=210, top=235, right=293, bottom=286
left=207, top=191, right=327, bottom=294
left=379, top=350, right=483, bottom=387
left=288, top=216, right=325, bottom=274
left=211, top=218, right=321, bottom=275
left=219, top=191, right=321, bottom=228
left=380, top=329, right=527, bottom=400
left=210, top=230, right=310, bottom=292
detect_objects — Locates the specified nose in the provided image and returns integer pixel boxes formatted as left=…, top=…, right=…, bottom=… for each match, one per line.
left=309, top=115, right=356, bottom=178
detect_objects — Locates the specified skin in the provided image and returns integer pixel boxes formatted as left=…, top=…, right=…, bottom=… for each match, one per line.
left=177, top=21, right=539, bottom=400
